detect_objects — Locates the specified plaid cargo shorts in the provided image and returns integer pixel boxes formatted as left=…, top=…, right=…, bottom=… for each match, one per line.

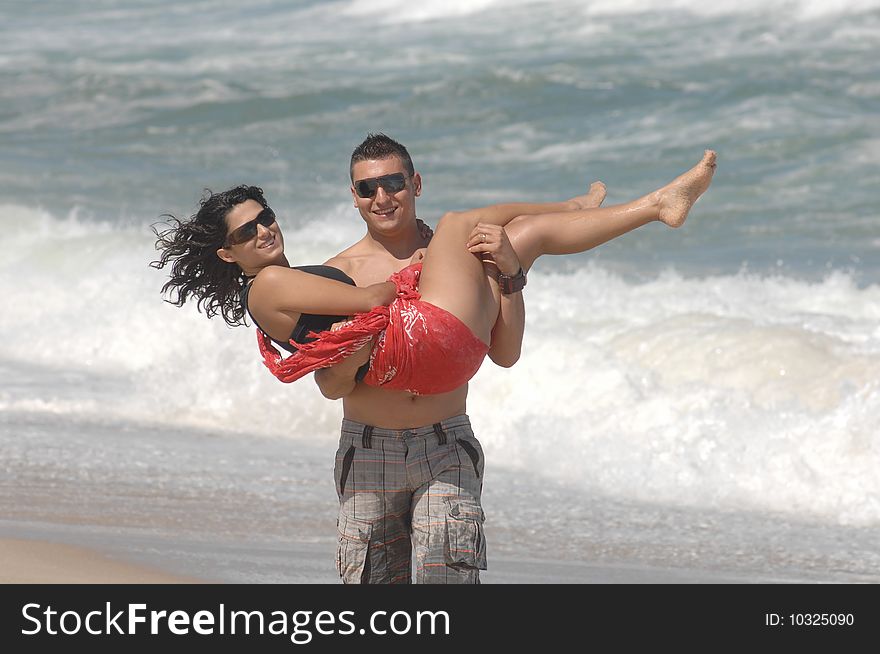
left=334, top=414, right=486, bottom=584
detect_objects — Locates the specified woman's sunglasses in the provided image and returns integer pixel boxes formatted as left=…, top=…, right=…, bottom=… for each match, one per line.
left=353, top=172, right=408, bottom=199
left=225, top=207, right=276, bottom=247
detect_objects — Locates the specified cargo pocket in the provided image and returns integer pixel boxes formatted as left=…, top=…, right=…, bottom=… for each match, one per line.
left=444, top=499, right=487, bottom=571
left=336, top=514, right=373, bottom=584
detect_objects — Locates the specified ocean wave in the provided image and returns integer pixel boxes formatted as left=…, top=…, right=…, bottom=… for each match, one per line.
left=337, top=0, right=880, bottom=23
left=2, top=204, right=878, bottom=525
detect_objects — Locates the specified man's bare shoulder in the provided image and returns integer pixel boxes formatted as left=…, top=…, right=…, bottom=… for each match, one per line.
left=322, top=239, right=368, bottom=274
left=326, top=249, right=409, bottom=285
left=323, top=241, right=393, bottom=284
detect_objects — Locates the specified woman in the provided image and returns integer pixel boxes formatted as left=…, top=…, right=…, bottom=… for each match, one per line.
left=154, top=151, right=716, bottom=394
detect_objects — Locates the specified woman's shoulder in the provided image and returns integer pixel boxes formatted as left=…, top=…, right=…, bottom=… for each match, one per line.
left=294, top=264, right=356, bottom=285
left=251, top=264, right=294, bottom=288
left=251, top=264, right=357, bottom=303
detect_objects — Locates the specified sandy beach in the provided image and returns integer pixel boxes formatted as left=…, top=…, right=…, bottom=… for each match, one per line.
left=3, top=522, right=872, bottom=585
left=0, top=537, right=196, bottom=584
left=0, top=526, right=796, bottom=585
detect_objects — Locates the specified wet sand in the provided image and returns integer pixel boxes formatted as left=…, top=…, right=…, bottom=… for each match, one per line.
left=0, top=537, right=198, bottom=584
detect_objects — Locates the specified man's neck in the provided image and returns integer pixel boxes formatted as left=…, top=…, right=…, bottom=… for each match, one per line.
left=363, top=224, right=426, bottom=260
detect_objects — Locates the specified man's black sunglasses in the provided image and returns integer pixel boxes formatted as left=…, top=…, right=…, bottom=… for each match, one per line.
left=225, top=207, right=276, bottom=247
left=353, top=173, right=409, bottom=199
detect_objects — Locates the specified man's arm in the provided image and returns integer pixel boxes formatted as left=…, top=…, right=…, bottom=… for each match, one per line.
left=488, top=290, right=524, bottom=368
left=468, top=187, right=607, bottom=365
left=467, top=224, right=527, bottom=368
left=314, top=339, right=371, bottom=399
left=313, top=255, right=364, bottom=400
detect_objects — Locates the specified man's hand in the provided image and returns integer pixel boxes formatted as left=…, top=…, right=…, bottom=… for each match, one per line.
left=465, top=223, right=522, bottom=276
left=330, top=320, right=373, bottom=367
left=314, top=331, right=373, bottom=399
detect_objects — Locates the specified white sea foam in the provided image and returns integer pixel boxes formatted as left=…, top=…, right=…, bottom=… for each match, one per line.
left=337, top=0, right=880, bottom=23
left=341, top=0, right=509, bottom=22
left=579, top=0, right=880, bottom=19
left=1, top=205, right=878, bottom=526
left=470, top=267, right=880, bottom=526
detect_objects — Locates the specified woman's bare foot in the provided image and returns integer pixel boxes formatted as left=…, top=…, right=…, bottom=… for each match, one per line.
left=569, top=181, right=607, bottom=210
left=657, top=150, right=717, bottom=228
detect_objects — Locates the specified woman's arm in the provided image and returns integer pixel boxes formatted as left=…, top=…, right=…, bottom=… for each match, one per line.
left=249, top=266, right=395, bottom=316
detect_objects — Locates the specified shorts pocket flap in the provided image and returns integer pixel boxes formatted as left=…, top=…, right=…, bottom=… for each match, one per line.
left=444, top=500, right=487, bottom=570
left=337, top=514, right=374, bottom=583
left=338, top=513, right=373, bottom=543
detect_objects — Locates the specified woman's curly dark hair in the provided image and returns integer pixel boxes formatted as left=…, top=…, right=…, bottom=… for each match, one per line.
left=151, top=185, right=268, bottom=327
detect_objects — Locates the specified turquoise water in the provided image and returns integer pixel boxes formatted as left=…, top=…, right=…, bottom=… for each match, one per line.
left=2, top=0, right=878, bottom=279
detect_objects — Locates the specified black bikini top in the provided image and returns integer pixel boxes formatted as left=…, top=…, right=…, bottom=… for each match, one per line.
left=239, top=265, right=357, bottom=354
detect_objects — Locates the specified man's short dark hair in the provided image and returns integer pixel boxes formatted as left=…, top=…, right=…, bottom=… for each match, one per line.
left=350, top=133, right=415, bottom=180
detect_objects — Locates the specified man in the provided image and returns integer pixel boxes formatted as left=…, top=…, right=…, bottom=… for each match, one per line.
left=316, top=133, right=603, bottom=583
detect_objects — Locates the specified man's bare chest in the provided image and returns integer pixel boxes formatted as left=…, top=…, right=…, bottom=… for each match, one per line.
left=348, top=257, right=415, bottom=286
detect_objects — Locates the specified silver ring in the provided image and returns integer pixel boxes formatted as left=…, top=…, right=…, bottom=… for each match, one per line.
left=481, top=233, right=487, bottom=242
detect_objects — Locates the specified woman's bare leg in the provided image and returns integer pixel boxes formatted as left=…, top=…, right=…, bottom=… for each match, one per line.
left=502, top=151, right=716, bottom=271
left=413, top=184, right=608, bottom=346
left=448, top=181, right=608, bottom=229
left=418, top=191, right=659, bottom=344
left=417, top=210, right=501, bottom=345
left=417, top=151, right=716, bottom=343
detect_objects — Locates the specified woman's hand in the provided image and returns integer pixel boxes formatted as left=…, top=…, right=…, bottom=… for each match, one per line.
left=367, top=281, right=397, bottom=307
left=466, top=223, right=522, bottom=276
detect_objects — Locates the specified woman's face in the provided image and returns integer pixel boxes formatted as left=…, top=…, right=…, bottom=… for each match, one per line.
left=216, top=199, right=285, bottom=275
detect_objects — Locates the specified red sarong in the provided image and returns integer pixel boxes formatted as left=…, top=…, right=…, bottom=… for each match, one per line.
left=256, top=263, right=489, bottom=395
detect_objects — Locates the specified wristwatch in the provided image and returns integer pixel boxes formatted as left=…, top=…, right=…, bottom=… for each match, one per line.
left=498, top=267, right=527, bottom=294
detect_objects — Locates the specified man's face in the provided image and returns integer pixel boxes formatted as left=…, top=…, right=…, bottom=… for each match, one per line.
left=350, top=156, right=421, bottom=237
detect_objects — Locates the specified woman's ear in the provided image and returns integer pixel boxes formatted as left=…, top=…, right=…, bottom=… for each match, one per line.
left=216, top=247, right=236, bottom=264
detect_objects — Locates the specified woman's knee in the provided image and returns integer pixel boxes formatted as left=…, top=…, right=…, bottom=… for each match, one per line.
left=436, top=210, right=476, bottom=233
left=506, top=218, right=543, bottom=271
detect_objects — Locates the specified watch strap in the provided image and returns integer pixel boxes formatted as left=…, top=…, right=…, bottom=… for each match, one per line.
left=498, top=267, right=526, bottom=294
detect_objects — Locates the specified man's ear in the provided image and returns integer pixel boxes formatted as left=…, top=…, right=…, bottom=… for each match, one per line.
left=350, top=185, right=358, bottom=207
left=412, top=172, right=422, bottom=197
left=216, top=247, right=236, bottom=264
